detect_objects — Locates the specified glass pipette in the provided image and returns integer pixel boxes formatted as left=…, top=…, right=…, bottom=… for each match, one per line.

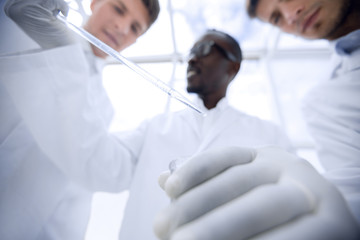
left=56, top=14, right=203, bottom=115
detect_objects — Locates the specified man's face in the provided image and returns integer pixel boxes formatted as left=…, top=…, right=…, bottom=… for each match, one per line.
left=186, top=34, right=234, bottom=96
left=85, top=0, right=150, bottom=58
left=254, top=0, right=352, bottom=40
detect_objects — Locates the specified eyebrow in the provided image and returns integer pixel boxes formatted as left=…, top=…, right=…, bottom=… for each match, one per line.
left=115, top=0, right=128, bottom=13
left=115, top=0, right=147, bottom=34
left=269, top=9, right=279, bottom=23
left=247, top=0, right=260, bottom=18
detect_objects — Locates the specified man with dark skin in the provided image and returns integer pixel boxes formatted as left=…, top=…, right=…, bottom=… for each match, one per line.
left=116, top=29, right=292, bottom=239
left=154, top=1, right=360, bottom=240
left=186, top=29, right=241, bottom=109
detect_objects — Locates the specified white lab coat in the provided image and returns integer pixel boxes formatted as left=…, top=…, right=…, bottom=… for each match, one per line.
left=0, top=44, right=134, bottom=240
left=302, top=29, right=360, bottom=224
left=0, top=42, right=293, bottom=240
left=117, top=98, right=293, bottom=240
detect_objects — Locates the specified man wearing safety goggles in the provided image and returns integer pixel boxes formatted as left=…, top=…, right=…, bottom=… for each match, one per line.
left=116, top=29, right=293, bottom=239
left=186, top=30, right=240, bottom=109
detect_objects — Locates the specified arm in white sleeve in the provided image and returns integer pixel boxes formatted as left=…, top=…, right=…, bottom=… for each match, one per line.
left=302, top=59, right=360, bottom=223
left=4, top=0, right=78, bottom=49
left=0, top=44, right=136, bottom=193
left=114, top=119, right=151, bottom=159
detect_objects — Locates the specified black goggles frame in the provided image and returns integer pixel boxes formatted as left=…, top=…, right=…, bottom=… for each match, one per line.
left=189, top=40, right=238, bottom=62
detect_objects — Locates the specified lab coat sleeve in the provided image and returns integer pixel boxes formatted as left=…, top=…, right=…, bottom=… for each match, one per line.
left=302, top=57, right=360, bottom=223
left=114, top=119, right=152, bottom=160
left=0, top=45, right=136, bottom=193
left=4, top=0, right=78, bottom=49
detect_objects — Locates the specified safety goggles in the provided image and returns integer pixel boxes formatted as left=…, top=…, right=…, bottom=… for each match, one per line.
left=189, top=40, right=238, bottom=62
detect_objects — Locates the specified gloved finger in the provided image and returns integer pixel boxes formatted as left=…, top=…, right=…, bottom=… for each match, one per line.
left=158, top=171, right=171, bottom=190
left=169, top=180, right=315, bottom=240
left=164, top=146, right=255, bottom=198
left=38, top=0, right=69, bottom=17
left=52, top=0, right=69, bottom=16
left=58, top=0, right=69, bottom=16
left=153, top=161, right=281, bottom=239
left=254, top=174, right=360, bottom=240
left=254, top=214, right=332, bottom=240
left=254, top=198, right=360, bottom=240
left=254, top=215, right=359, bottom=240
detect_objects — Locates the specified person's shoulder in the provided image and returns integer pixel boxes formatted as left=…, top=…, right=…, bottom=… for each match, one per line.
left=229, top=106, right=281, bottom=129
left=228, top=106, right=266, bottom=121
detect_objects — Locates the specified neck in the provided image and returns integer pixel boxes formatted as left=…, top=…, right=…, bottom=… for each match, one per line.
left=90, top=44, right=108, bottom=59
left=200, top=94, right=225, bottom=110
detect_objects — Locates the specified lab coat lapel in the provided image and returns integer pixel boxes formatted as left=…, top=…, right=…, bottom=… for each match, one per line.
left=196, top=106, right=238, bottom=153
left=178, top=108, right=203, bottom=139
left=176, top=103, right=240, bottom=154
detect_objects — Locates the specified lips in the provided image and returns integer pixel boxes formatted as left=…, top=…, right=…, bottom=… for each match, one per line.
left=301, top=6, right=321, bottom=33
left=187, top=66, right=200, bottom=78
left=187, top=70, right=197, bottom=78
left=103, top=30, right=119, bottom=48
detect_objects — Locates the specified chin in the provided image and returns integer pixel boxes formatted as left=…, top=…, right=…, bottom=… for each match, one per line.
left=187, top=87, right=200, bottom=94
left=186, top=87, right=194, bottom=93
left=92, top=46, right=107, bottom=58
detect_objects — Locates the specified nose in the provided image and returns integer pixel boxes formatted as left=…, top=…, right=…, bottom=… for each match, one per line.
left=187, top=53, right=198, bottom=64
left=114, top=16, right=131, bottom=36
left=280, top=2, right=304, bottom=25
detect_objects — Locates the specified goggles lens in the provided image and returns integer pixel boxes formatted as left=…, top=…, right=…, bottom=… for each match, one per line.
left=189, top=40, right=237, bottom=62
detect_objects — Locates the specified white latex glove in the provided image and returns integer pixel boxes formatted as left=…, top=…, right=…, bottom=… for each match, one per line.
left=154, top=146, right=360, bottom=240
left=4, top=0, right=77, bottom=49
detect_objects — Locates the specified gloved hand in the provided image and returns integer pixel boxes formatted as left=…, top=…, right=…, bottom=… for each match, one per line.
left=154, top=146, right=360, bottom=240
left=5, top=0, right=69, bottom=20
left=41, top=0, right=69, bottom=17
left=5, top=0, right=76, bottom=49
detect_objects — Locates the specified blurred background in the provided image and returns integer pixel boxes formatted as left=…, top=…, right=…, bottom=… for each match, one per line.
left=0, top=0, right=333, bottom=239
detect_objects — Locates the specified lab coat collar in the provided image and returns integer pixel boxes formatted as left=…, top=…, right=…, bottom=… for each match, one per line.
left=193, top=100, right=243, bottom=154
left=179, top=96, right=233, bottom=141
left=332, top=29, right=360, bottom=56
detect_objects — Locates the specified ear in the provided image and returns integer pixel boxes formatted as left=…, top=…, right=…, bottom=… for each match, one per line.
left=229, top=62, right=241, bottom=81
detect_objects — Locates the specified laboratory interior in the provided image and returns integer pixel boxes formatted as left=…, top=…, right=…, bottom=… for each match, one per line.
left=0, top=0, right=334, bottom=239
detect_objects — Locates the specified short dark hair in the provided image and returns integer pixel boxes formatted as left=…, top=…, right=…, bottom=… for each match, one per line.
left=247, top=0, right=259, bottom=18
left=206, top=29, right=242, bottom=63
left=142, top=0, right=160, bottom=27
